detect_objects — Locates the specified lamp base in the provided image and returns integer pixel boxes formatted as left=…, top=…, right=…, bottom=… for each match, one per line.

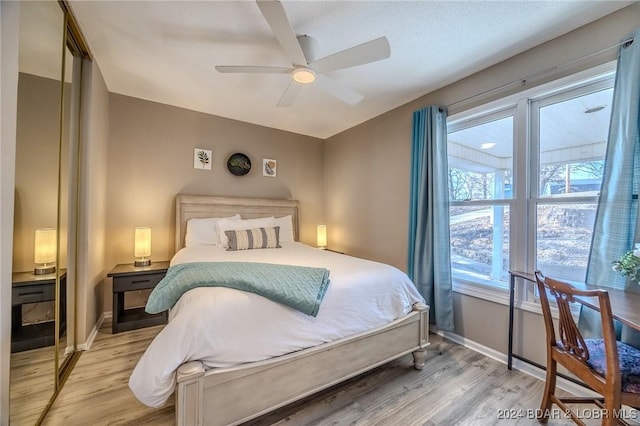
left=135, top=259, right=151, bottom=267
left=34, top=265, right=56, bottom=275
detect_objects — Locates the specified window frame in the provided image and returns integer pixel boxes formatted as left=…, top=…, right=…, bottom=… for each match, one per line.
left=447, top=62, right=616, bottom=312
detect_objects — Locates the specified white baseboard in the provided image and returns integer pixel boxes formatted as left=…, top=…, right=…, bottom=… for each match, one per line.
left=71, top=311, right=111, bottom=352
left=431, top=327, right=598, bottom=398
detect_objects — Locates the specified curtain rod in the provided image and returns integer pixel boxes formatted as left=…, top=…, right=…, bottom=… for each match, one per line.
left=447, top=36, right=635, bottom=110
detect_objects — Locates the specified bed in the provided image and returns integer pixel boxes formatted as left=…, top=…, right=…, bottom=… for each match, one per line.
left=130, top=195, right=430, bottom=426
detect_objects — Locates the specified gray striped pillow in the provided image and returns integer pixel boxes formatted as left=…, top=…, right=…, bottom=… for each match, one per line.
left=225, top=226, right=281, bottom=251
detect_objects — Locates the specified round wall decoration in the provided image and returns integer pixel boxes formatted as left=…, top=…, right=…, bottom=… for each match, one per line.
left=227, top=153, right=252, bottom=176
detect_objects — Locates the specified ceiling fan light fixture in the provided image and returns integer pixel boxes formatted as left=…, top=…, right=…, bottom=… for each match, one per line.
left=292, top=67, right=316, bottom=84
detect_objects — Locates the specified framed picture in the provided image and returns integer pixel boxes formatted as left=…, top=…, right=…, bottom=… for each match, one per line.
left=263, top=158, right=277, bottom=177
left=194, top=148, right=212, bottom=170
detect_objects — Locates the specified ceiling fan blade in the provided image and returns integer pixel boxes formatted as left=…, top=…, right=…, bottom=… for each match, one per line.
left=277, top=80, right=302, bottom=107
left=314, top=74, right=364, bottom=106
left=310, top=36, right=390, bottom=73
left=256, top=0, right=308, bottom=66
left=215, top=65, right=291, bottom=74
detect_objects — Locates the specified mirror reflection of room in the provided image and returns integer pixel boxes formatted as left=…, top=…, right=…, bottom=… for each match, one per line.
left=10, top=1, right=65, bottom=424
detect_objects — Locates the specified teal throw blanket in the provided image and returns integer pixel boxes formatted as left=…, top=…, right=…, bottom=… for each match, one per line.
left=146, top=262, right=331, bottom=317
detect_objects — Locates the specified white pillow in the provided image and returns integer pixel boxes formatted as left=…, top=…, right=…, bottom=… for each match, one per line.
left=185, top=214, right=241, bottom=247
left=217, top=216, right=275, bottom=248
left=273, top=215, right=294, bottom=242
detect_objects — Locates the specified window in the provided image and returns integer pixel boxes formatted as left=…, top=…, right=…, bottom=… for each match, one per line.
left=531, top=82, right=612, bottom=283
left=447, top=67, right=615, bottom=298
left=448, top=110, right=514, bottom=286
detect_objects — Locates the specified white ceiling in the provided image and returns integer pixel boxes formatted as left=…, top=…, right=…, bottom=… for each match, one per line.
left=66, top=0, right=633, bottom=139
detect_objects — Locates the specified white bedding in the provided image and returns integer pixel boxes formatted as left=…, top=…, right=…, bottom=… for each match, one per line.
left=129, top=242, right=424, bottom=408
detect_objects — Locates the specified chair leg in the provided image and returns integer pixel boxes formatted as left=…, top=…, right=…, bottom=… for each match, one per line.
left=601, top=399, right=622, bottom=426
left=538, top=359, right=557, bottom=423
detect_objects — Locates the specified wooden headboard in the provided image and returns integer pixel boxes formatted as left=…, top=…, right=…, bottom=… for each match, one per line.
left=175, top=195, right=300, bottom=252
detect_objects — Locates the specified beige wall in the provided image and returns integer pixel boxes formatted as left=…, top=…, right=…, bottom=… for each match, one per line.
left=76, top=59, right=110, bottom=343
left=105, top=94, right=325, bottom=310
left=324, top=106, right=412, bottom=269
left=325, top=3, right=640, bottom=366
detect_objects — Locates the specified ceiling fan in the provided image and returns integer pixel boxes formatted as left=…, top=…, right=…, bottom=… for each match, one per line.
left=215, top=0, right=391, bottom=107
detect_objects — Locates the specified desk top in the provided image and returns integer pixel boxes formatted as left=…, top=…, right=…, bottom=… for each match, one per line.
left=509, top=270, right=640, bottom=331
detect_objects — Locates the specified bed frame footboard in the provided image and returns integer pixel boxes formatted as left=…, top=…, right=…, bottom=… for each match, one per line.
left=175, top=302, right=429, bottom=426
left=176, top=361, right=206, bottom=425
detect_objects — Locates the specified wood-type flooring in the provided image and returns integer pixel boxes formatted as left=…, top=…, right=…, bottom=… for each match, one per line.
left=31, top=322, right=639, bottom=425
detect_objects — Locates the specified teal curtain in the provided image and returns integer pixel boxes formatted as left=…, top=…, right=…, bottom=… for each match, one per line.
left=408, top=106, right=454, bottom=331
left=583, top=29, right=640, bottom=347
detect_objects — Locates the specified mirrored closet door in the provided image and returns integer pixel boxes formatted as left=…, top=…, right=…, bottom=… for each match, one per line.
left=10, top=1, right=88, bottom=424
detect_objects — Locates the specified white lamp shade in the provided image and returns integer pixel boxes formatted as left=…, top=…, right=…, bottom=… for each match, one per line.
left=316, top=225, right=327, bottom=248
left=34, top=228, right=56, bottom=264
left=134, top=227, right=151, bottom=258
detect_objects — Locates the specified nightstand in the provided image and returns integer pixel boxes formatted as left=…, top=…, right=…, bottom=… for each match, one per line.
left=108, top=261, right=170, bottom=334
left=11, top=270, right=66, bottom=352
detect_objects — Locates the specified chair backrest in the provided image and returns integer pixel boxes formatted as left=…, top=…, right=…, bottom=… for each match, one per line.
left=534, top=270, right=621, bottom=383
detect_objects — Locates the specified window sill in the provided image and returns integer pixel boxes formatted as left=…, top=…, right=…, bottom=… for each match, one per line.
left=453, top=278, right=577, bottom=319
left=452, top=279, right=543, bottom=316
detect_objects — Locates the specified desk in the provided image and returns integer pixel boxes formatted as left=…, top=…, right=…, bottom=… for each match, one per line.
left=507, top=270, right=640, bottom=371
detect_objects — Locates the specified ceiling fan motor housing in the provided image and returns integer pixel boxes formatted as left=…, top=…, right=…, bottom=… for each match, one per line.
left=296, top=35, right=319, bottom=64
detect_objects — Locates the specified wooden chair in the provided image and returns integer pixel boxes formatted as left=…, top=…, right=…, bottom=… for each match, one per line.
left=534, top=270, right=640, bottom=425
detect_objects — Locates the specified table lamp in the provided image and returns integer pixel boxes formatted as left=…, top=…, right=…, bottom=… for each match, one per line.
left=134, top=227, right=151, bottom=266
left=34, top=228, right=56, bottom=275
left=317, top=224, right=327, bottom=249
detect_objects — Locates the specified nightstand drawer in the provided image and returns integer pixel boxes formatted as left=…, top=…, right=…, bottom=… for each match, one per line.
left=12, top=283, right=55, bottom=305
left=112, top=272, right=164, bottom=292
